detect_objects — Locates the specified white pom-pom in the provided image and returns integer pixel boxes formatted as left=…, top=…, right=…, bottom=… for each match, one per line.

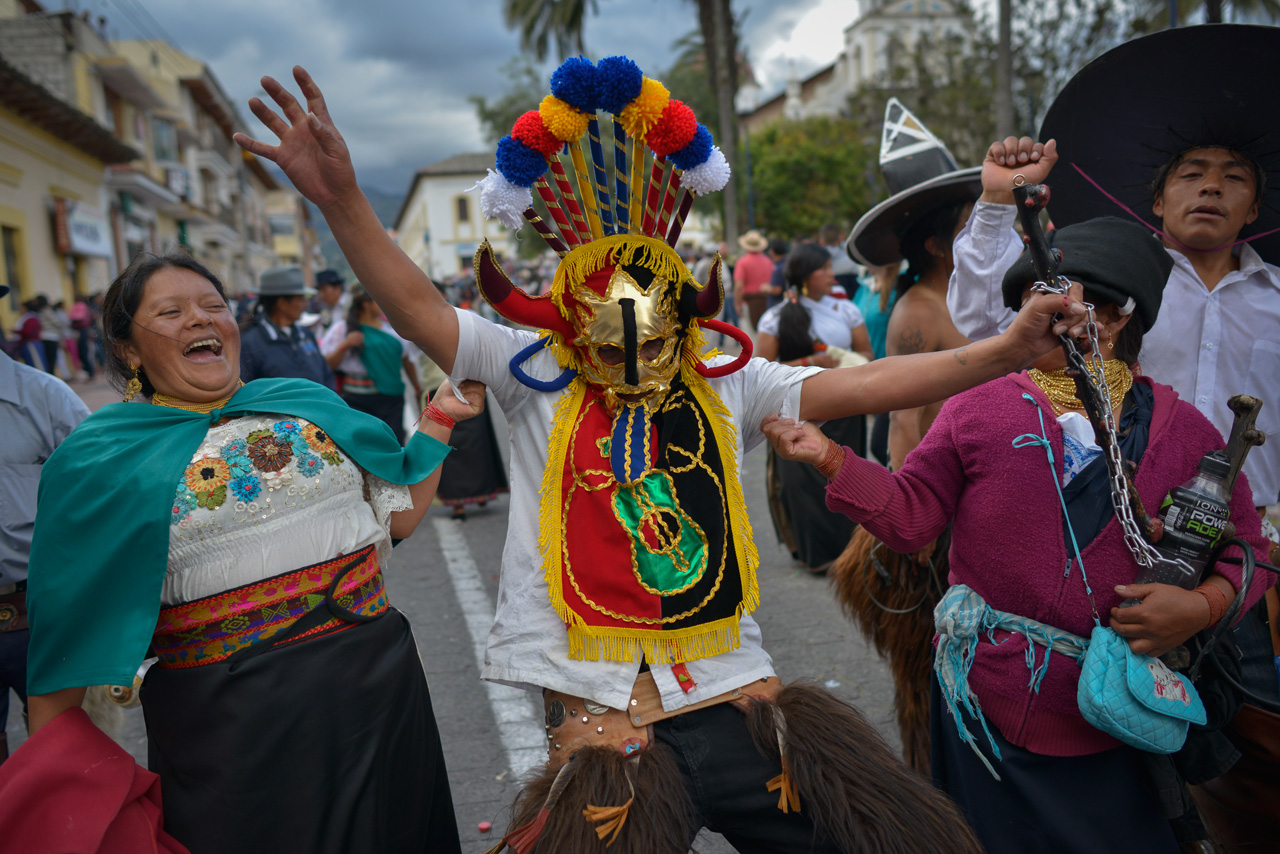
left=681, top=147, right=731, bottom=195
left=470, top=169, right=532, bottom=232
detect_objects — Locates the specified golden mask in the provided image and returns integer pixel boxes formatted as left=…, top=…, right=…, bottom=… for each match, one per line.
left=570, top=266, right=683, bottom=410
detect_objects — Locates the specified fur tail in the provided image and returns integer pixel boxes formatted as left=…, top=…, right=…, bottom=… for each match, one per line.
left=744, top=682, right=983, bottom=854
left=829, top=527, right=949, bottom=773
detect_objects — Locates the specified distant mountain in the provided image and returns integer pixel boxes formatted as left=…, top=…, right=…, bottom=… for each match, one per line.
left=306, top=185, right=404, bottom=280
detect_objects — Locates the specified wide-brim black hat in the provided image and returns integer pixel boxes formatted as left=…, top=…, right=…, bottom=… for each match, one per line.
left=846, top=167, right=982, bottom=267
left=1039, top=24, right=1280, bottom=262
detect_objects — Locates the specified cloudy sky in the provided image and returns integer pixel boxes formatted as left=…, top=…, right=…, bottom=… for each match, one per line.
left=64, top=0, right=864, bottom=195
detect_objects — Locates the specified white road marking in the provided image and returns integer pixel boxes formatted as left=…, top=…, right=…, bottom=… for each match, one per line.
left=432, top=517, right=546, bottom=776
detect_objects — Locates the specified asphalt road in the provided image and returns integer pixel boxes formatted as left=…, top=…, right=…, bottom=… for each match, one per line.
left=9, top=380, right=900, bottom=854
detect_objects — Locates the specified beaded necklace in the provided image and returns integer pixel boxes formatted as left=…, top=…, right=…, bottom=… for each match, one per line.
left=1028, top=359, right=1132, bottom=414
left=151, top=381, right=245, bottom=414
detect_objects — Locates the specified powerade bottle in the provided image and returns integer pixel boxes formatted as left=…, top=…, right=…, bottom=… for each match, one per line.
left=1126, top=451, right=1232, bottom=602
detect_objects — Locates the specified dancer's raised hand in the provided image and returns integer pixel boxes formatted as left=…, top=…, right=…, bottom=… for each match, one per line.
left=233, top=66, right=357, bottom=211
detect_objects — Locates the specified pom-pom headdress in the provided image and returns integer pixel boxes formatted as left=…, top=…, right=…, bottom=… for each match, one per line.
left=473, top=55, right=747, bottom=384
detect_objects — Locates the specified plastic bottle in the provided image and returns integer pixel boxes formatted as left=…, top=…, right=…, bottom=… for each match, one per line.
left=1124, top=451, right=1231, bottom=603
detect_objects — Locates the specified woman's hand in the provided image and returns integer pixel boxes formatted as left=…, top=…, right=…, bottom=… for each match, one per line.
left=433, top=379, right=486, bottom=424
left=762, top=415, right=830, bottom=466
left=342, top=330, right=364, bottom=350
left=233, top=67, right=359, bottom=212
left=1001, top=290, right=1088, bottom=369
left=1109, top=583, right=1212, bottom=657
left=808, top=350, right=839, bottom=369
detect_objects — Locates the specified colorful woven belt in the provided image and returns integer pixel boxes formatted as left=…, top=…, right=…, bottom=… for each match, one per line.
left=151, top=544, right=388, bottom=669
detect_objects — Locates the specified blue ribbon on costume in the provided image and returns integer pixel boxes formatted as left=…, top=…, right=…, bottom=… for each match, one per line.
left=509, top=337, right=578, bottom=392
left=610, top=404, right=652, bottom=484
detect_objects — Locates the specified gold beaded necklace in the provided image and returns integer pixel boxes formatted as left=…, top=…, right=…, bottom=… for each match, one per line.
left=1028, top=360, right=1133, bottom=414
left=151, top=381, right=246, bottom=414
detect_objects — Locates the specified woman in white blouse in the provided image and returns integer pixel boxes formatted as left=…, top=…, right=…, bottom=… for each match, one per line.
left=22, top=253, right=479, bottom=853
left=756, top=243, right=873, bottom=572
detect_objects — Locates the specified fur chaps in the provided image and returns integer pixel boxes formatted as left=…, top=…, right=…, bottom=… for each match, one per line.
left=495, top=743, right=697, bottom=853
left=743, top=682, right=982, bottom=854
left=828, top=527, right=950, bottom=774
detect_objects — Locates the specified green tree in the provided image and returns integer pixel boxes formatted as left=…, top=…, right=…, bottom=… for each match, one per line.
left=747, top=116, right=883, bottom=238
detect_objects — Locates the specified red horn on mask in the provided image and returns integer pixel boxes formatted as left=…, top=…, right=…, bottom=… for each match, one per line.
left=680, top=254, right=723, bottom=319
left=474, top=241, right=573, bottom=337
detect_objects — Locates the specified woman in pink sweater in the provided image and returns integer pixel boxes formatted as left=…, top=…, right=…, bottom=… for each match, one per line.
left=765, top=217, right=1273, bottom=853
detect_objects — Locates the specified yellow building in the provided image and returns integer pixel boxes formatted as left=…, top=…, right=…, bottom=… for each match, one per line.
left=0, top=49, right=136, bottom=333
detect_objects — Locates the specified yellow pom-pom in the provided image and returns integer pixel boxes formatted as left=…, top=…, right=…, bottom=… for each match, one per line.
left=619, top=78, right=669, bottom=139
left=539, top=95, right=590, bottom=142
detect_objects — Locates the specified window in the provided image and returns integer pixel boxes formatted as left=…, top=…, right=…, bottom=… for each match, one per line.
left=151, top=118, right=177, bottom=162
left=269, top=214, right=296, bottom=236
left=456, top=196, right=470, bottom=224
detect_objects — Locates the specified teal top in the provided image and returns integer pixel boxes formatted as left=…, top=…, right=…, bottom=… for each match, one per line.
left=852, top=276, right=899, bottom=360
left=26, top=378, right=449, bottom=695
left=359, top=323, right=406, bottom=397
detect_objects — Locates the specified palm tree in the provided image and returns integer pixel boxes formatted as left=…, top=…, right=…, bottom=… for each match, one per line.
left=502, top=0, right=597, bottom=61
left=500, top=0, right=742, bottom=244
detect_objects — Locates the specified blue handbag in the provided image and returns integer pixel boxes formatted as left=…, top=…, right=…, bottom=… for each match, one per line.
left=1076, top=623, right=1206, bottom=753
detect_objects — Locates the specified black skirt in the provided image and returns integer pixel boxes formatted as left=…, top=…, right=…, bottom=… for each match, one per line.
left=141, top=609, right=461, bottom=854
left=929, top=673, right=1179, bottom=854
left=767, top=414, right=863, bottom=570
left=432, top=386, right=509, bottom=507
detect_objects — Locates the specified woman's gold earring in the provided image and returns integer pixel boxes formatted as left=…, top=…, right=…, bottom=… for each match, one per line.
left=123, top=364, right=142, bottom=403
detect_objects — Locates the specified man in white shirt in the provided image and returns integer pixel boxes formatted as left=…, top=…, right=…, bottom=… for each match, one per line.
left=238, top=64, right=1091, bottom=853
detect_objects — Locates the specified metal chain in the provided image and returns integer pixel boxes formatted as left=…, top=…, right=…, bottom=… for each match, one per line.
left=1030, top=278, right=1193, bottom=576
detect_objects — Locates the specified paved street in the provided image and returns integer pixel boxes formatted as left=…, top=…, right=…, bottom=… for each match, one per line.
left=10, top=374, right=901, bottom=853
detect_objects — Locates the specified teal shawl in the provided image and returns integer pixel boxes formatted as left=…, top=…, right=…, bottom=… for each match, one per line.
left=27, top=378, right=449, bottom=695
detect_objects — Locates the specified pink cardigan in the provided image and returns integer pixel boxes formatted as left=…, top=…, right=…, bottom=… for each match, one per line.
left=826, top=374, right=1273, bottom=756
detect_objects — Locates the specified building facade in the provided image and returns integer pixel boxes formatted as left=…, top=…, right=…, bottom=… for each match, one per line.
left=393, top=153, right=518, bottom=284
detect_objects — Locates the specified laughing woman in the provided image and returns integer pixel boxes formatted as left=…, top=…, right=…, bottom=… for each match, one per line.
left=16, top=252, right=477, bottom=853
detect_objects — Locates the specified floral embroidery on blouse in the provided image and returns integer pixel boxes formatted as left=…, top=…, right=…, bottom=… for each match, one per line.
left=171, top=419, right=346, bottom=525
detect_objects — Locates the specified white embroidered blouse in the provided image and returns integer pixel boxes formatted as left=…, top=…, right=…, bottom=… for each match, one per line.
left=164, top=413, right=410, bottom=605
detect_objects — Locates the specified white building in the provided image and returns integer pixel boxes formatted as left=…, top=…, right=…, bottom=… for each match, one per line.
left=393, top=153, right=518, bottom=284
left=740, top=0, right=972, bottom=132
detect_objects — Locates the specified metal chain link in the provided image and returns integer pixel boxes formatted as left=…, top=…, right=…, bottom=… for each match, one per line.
left=1031, top=278, right=1193, bottom=577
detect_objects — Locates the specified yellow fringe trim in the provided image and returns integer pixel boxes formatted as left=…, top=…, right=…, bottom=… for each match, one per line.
left=538, top=378, right=587, bottom=640
left=565, top=611, right=746, bottom=664
left=549, top=233, right=694, bottom=318
left=683, top=362, right=761, bottom=617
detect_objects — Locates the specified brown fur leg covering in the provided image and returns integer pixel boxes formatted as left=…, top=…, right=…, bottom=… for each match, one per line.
left=744, top=682, right=982, bottom=854
left=828, top=527, right=950, bottom=773
left=500, top=744, right=697, bottom=853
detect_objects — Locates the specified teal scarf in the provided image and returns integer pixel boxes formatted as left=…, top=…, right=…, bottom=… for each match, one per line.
left=27, top=378, right=449, bottom=695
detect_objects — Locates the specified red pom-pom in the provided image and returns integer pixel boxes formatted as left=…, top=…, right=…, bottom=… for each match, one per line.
left=511, top=111, right=562, bottom=158
left=645, top=99, right=697, bottom=157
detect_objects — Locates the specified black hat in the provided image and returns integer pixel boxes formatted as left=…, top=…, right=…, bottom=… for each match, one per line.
left=847, top=98, right=981, bottom=267
left=315, top=268, right=345, bottom=288
left=1038, top=24, right=1280, bottom=262
left=1001, top=217, right=1174, bottom=333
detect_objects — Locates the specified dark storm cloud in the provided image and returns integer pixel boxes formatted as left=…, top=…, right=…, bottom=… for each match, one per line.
left=94, top=0, right=814, bottom=196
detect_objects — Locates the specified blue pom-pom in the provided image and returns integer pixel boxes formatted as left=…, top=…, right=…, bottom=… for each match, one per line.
left=496, top=136, right=548, bottom=188
left=551, top=57, right=597, bottom=112
left=668, top=125, right=713, bottom=170
left=594, top=55, right=643, bottom=115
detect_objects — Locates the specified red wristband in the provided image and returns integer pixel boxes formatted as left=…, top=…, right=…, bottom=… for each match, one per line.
left=421, top=401, right=455, bottom=430
left=815, top=441, right=846, bottom=480
left=1194, top=583, right=1229, bottom=628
